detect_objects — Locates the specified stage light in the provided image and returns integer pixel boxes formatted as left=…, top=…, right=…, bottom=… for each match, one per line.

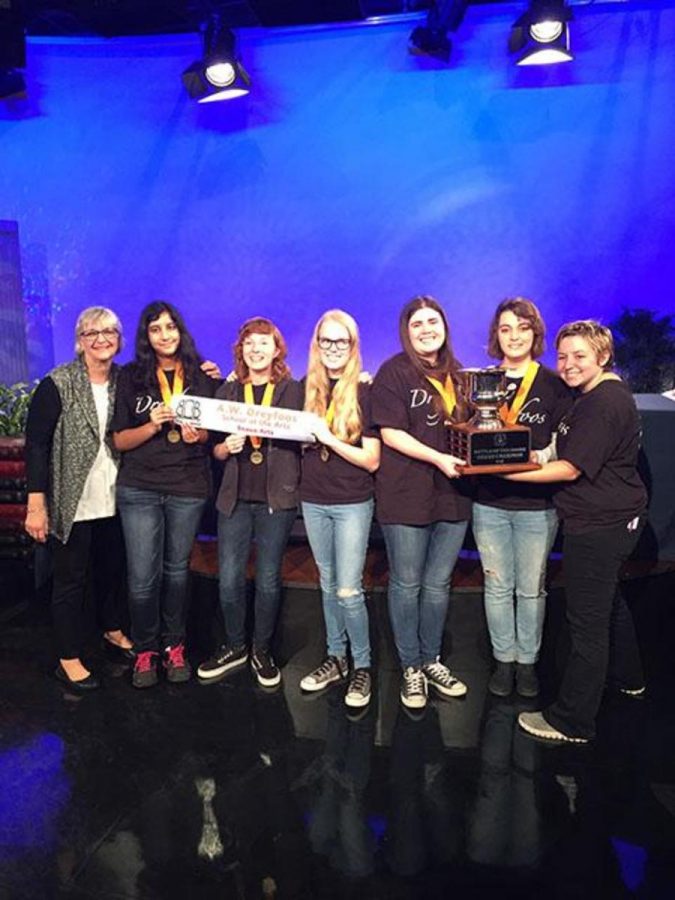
left=182, top=14, right=250, bottom=103
left=409, top=1, right=470, bottom=63
left=509, top=1, right=573, bottom=66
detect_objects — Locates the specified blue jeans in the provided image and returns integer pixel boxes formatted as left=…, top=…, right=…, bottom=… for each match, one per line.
left=472, top=504, right=559, bottom=664
left=116, top=485, right=206, bottom=652
left=381, top=520, right=468, bottom=669
left=218, top=502, right=297, bottom=651
left=302, top=499, right=374, bottom=669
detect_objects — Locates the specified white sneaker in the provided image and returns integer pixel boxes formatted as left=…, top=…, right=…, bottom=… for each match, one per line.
left=422, top=658, right=467, bottom=698
left=400, top=666, right=427, bottom=709
left=300, top=656, right=348, bottom=692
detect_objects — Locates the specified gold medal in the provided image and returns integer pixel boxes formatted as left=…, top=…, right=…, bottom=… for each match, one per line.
left=250, top=449, right=264, bottom=465
left=320, top=445, right=330, bottom=463
left=167, top=427, right=181, bottom=444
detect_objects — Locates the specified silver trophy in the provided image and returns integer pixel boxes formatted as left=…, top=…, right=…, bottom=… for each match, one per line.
left=462, top=367, right=508, bottom=431
left=447, top=366, right=534, bottom=472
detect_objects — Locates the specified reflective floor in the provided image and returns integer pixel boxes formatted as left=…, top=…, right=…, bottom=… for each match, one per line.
left=1, top=571, right=674, bottom=900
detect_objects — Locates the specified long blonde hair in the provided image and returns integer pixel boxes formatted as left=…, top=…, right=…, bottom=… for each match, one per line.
left=305, top=310, right=363, bottom=444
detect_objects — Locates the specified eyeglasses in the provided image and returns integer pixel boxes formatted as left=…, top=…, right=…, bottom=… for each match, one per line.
left=80, top=328, right=119, bottom=342
left=318, top=338, right=351, bottom=351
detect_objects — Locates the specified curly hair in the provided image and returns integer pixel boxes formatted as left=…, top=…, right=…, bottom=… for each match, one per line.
left=486, top=297, right=546, bottom=360
left=398, top=295, right=468, bottom=422
left=304, top=310, right=363, bottom=444
left=555, top=319, right=615, bottom=369
left=130, top=301, right=203, bottom=391
left=233, top=317, right=291, bottom=384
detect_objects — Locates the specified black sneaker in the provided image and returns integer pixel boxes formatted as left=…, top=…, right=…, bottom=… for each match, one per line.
left=132, top=651, right=159, bottom=689
left=489, top=661, right=515, bottom=697
left=516, top=663, right=539, bottom=698
left=300, top=656, right=348, bottom=692
left=345, top=668, right=372, bottom=709
left=422, top=658, right=468, bottom=698
left=251, top=648, right=281, bottom=687
left=197, top=644, right=248, bottom=680
left=400, top=666, right=427, bottom=709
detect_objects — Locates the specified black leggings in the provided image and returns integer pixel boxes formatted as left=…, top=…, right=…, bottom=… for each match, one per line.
left=546, top=517, right=644, bottom=740
left=51, top=516, right=126, bottom=659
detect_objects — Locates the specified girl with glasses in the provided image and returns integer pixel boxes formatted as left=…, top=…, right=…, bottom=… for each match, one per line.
left=299, top=310, right=381, bottom=709
left=112, top=301, right=216, bottom=688
left=371, top=296, right=472, bottom=711
left=197, top=317, right=303, bottom=688
left=25, top=306, right=132, bottom=690
left=472, top=298, right=571, bottom=698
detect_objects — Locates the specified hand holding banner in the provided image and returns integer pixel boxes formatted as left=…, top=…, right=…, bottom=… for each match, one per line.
left=170, top=395, right=317, bottom=443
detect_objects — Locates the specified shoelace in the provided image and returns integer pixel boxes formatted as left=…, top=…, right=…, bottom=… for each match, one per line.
left=405, top=669, right=426, bottom=694
left=254, top=650, right=274, bottom=669
left=166, top=645, right=186, bottom=667
left=425, top=662, right=457, bottom=686
left=136, top=651, right=157, bottom=673
left=313, top=657, right=340, bottom=679
left=349, top=670, right=370, bottom=694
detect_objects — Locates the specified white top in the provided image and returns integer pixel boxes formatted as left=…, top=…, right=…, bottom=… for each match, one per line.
left=74, top=382, right=117, bottom=522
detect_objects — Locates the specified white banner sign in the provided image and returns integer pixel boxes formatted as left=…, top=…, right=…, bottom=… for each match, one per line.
left=170, top=394, right=317, bottom=443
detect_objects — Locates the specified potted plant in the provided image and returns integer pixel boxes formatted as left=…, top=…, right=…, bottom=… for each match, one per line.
left=0, top=382, right=37, bottom=557
left=610, top=309, right=675, bottom=393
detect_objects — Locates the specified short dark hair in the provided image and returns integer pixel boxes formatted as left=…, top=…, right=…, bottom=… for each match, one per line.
left=486, top=297, right=546, bottom=360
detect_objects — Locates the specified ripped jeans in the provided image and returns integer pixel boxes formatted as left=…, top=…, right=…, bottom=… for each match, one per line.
left=472, top=504, right=559, bottom=664
left=302, top=499, right=373, bottom=669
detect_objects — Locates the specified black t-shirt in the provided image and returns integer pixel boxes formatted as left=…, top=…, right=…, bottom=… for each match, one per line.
left=214, top=378, right=304, bottom=510
left=237, top=383, right=270, bottom=504
left=111, top=363, right=216, bottom=499
left=554, top=379, right=647, bottom=533
left=301, top=382, right=378, bottom=505
left=371, top=352, right=472, bottom=526
left=475, top=364, right=572, bottom=511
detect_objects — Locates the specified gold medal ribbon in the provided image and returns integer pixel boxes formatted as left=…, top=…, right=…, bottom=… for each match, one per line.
left=500, top=361, right=539, bottom=425
left=425, top=375, right=456, bottom=418
left=156, top=362, right=184, bottom=405
left=244, top=381, right=275, bottom=450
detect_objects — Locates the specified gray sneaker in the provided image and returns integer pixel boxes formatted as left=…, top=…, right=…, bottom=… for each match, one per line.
left=345, top=668, right=372, bottom=709
left=518, top=711, right=589, bottom=744
left=400, top=666, right=427, bottom=709
left=422, top=658, right=467, bottom=698
left=132, top=651, right=159, bottom=689
left=300, top=656, right=348, bottom=692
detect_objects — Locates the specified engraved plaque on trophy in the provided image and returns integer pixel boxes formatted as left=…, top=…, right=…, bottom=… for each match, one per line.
left=447, top=367, right=540, bottom=474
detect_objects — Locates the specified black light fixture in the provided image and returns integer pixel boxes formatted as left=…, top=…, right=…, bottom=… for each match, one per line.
left=409, top=0, right=470, bottom=63
left=182, top=13, right=250, bottom=103
left=509, top=1, right=573, bottom=66
left=0, top=0, right=26, bottom=100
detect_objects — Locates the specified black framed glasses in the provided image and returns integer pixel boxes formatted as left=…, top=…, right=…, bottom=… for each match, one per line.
left=80, top=328, right=119, bottom=342
left=318, top=337, right=351, bottom=351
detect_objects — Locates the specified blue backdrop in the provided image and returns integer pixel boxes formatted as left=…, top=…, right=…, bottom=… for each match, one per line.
left=1, top=1, right=673, bottom=378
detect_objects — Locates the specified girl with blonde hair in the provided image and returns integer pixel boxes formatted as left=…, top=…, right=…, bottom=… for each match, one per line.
left=299, top=310, right=380, bottom=709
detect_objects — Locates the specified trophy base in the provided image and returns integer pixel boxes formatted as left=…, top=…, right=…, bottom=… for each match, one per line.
left=448, top=422, right=540, bottom=475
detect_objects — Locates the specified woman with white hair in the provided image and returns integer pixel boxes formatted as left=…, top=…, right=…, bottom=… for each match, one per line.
left=25, top=306, right=133, bottom=691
